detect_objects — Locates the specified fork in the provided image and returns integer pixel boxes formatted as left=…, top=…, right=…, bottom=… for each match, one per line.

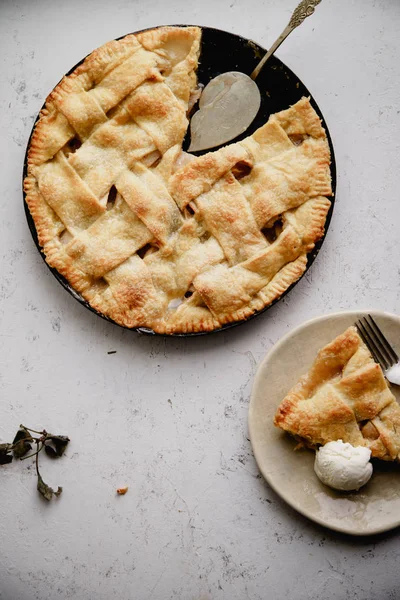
left=355, top=315, right=400, bottom=385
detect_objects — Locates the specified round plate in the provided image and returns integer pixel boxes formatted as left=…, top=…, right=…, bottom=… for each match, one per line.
left=23, top=25, right=336, bottom=337
left=249, top=310, right=400, bottom=536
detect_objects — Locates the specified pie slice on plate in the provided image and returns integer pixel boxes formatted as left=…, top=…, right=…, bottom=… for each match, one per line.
left=24, top=25, right=333, bottom=334
left=274, top=326, right=400, bottom=461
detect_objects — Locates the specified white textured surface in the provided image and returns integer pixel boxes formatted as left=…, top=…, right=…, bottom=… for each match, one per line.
left=1, top=0, right=400, bottom=598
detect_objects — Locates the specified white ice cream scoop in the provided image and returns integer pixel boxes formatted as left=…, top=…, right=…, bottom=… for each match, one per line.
left=314, top=440, right=373, bottom=492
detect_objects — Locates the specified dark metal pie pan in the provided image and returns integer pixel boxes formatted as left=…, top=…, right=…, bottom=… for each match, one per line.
left=23, top=25, right=336, bottom=337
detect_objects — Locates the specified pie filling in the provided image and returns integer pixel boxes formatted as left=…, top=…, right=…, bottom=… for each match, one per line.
left=274, top=326, right=400, bottom=462
left=24, top=26, right=333, bottom=333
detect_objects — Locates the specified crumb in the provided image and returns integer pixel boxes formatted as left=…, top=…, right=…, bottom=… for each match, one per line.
left=116, top=486, right=128, bottom=495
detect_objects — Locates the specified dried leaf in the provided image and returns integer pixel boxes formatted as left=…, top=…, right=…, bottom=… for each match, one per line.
left=3, top=425, right=69, bottom=501
left=0, top=443, right=13, bottom=465
left=13, top=428, right=32, bottom=444
left=46, top=435, right=70, bottom=457
left=13, top=441, right=32, bottom=458
left=12, top=428, right=32, bottom=458
left=37, top=474, right=54, bottom=501
left=44, top=444, right=58, bottom=459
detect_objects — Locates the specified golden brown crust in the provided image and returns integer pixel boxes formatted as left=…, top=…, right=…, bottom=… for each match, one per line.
left=24, top=26, right=332, bottom=334
left=274, top=327, right=400, bottom=461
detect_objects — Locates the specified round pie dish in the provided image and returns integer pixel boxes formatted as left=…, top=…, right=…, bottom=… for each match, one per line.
left=23, top=25, right=336, bottom=336
left=249, top=310, right=400, bottom=536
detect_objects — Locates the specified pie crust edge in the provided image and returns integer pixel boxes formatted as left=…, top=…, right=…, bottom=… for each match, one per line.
left=24, top=27, right=333, bottom=334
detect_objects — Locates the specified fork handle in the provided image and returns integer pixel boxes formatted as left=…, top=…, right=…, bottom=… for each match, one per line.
left=250, top=0, right=322, bottom=80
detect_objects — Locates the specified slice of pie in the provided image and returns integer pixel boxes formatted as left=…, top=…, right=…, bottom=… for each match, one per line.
left=274, top=326, right=400, bottom=461
left=24, top=25, right=333, bottom=334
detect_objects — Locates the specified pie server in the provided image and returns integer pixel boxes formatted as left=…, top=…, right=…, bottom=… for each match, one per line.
left=189, top=0, right=322, bottom=152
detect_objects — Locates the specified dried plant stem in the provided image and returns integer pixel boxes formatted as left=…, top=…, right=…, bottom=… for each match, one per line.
left=20, top=424, right=43, bottom=435
left=20, top=442, right=43, bottom=462
left=35, top=442, right=40, bottom=477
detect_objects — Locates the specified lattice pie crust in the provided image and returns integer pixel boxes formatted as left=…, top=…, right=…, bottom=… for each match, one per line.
left=275, top=327, right=400, bottom=461
left=24, top=26, right=332, bottom=333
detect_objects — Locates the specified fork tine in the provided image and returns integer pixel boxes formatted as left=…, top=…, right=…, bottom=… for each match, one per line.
left=365, top=315, right=396, bottom=367
left=355, top=320, right=380, bottom=366
left=367, top=314, right=399, bottom=363
left=356, top=319, right=389, bottom=370
left=361, top=317, right=391, bottom=369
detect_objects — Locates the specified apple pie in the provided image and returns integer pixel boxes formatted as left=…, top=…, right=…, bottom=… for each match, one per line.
left=24, top=25, right=333, bottom=333
left=274, top=326, right=400, bottom=461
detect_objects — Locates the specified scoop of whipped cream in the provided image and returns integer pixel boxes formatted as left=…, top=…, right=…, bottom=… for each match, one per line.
left=386, top=363, right=400, bottom=385
left=314, top=440, right=373, bottom=492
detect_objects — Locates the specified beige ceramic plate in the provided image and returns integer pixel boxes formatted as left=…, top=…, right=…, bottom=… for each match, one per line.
left=249, top=310, right=400, bottom=536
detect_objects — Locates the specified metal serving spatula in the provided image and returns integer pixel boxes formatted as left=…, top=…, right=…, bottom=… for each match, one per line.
left=189, top=0, right=322, bottom=152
